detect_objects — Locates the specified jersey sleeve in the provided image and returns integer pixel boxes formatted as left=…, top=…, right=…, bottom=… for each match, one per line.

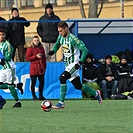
left=52, top=35, right=61, bottom=53
left=72, top=36, right=88, bottom=63
left=4, top=41, right=13, bottom=61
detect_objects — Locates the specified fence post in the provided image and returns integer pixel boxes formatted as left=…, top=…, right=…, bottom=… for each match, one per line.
left=120, top=0, right=124, bottom=18
left=74, top=21, right=78, bottom=37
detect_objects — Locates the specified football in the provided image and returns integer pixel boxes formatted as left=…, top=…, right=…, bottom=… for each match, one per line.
left=41, top=100, right=52, bottom=112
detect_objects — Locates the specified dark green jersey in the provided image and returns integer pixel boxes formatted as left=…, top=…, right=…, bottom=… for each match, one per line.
left=52, top=33, right=88, bottom=66
left=0, top=40, right=15, bottom=69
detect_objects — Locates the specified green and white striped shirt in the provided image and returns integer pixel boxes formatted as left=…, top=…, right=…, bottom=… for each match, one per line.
left=52, top=33, right=88, bottom=66
left=0, top=40, right=15, bottom=69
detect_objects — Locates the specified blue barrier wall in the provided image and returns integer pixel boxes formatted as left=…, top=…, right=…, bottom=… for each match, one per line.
left=68, top=19, right=132, bottom=59
left=0, top=62, right=82, bottom=99
left=79, top=34, right=132, bottom=59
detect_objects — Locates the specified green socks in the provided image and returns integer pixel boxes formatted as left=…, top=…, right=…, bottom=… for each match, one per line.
left=0, top=83, right=19, bottom=101
left=59, top=84, right=96, bottom=102
left=0, top=83, right=8, bottom=89
left=8, top=85, right=19, bottom=101
left=60, top=84, right=67, bottom=102
left=82, top=84, right=97, bottom=96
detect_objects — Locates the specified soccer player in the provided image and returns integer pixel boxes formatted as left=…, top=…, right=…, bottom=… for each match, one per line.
left=0, top=29, right=23, bottom=108
left=48, top=21, right=102, bottom=109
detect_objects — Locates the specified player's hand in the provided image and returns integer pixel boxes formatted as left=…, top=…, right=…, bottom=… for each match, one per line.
left=0, top=59, right=5, bottom=66
left=75, top=61, right=82, bottom=70
left=48, top=50, right=54, bottom=56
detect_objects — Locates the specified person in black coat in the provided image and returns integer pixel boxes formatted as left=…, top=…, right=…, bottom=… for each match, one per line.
left=8, top=8, right=30, bottom=62
left=98, top=55, right=119, bottom=99
left=117, top=55, right=133, bottom=93
left=82, top=54, right=100, bottom=98
left=37, top=3, right=60, bottom=61
left=0, top=17, right=8, bottom=39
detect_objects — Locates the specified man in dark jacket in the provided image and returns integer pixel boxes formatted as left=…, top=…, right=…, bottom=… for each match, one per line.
left=117, top=55, right=133, bottom=93
left=8, top=8, right=30, bottom=62
left=37, top=3, right=60, bottom=61
left=98, top=55, right=119, bottom=99
left=0, top=16, right=8, bottom=39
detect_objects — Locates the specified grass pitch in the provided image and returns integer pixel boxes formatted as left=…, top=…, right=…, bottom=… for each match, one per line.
left=0, top=99, right=132, bottom=133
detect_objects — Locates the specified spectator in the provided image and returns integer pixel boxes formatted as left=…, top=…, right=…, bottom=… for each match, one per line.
left=82, top=54, right=100, bottom=98
left=26, top=36, right=46, bottom=100
left=117, top=55, right=133, bottom=94
left=98, top=55, right=119, bottom=99
left=0, top=29, right=23, bottom=108
left=8, top=8, right=30, bottom=62
left=37, top=3, right=60, bottom=62
left=0, top=16, right=8, bottom=39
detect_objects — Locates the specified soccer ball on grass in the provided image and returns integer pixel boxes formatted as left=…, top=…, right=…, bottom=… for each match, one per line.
left=41, top=100, right=52, bottom=112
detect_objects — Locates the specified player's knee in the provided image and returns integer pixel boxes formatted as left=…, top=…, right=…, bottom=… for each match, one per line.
left=59, top=71, right=71, bottom=84
left=73, top=83, right=82, bottom=90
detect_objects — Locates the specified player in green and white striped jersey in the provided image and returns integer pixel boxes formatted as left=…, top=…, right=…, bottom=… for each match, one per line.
left=0, top=29, right=23, bottom=108
left=48, top=21, right=102, bottom=109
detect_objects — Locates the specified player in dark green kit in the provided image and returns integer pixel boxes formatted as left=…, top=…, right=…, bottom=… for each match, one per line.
left=48, top=21, right=102, bottom=109
left=0, top=29, right=23, bottom=108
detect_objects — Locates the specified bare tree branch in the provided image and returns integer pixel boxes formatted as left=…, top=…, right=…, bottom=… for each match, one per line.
left=97, top=0, right=104, bottom=18
left=78, top=0, right=86, bottom=18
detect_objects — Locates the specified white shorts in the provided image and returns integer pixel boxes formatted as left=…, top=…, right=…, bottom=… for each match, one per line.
left=0, top=69, right=15, bottom=84
left=65, top=62, right=79, bottom=81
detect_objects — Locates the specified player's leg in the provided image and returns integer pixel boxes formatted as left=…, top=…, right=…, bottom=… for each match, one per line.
left=38, top=74, right=46, bottom=100
left=6, top=69, right=21, bottom=108
left=0, top=94, right=6, bottom=109
left=71, top=76, right=96, bottom=95
left=12, top=69, right=23, bottom=94
left=52, top=71, right=71, bottom=109
left=0, top=82, right=8, bottom=89
left=71, top=76, right=102, bottom=104
left=30, top=75, right=39, bottom=100
left=0, top=70, right=8, bottom=89
left=16, top=82, right=23, bottom=94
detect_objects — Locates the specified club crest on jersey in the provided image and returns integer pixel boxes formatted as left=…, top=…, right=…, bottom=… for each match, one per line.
left=62, top=44, right=70, bottom=53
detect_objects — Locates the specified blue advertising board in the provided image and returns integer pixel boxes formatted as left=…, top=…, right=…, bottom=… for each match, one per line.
left=0, top=62, right=82, bottom=99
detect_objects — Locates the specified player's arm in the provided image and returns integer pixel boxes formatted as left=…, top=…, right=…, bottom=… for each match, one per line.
left=48, top=35, right=61, bottom=55
left=37, top=17, right=43, bottom=38
left=22, top=18, right=30, bottom=27
left=72, top=37, right=88, bottom=63
left=4, top=41, right=13, bottom=61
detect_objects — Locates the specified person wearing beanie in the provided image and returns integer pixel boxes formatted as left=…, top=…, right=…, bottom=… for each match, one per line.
left=45, top=3, right=53, bottom=10
left=37, top=3, right=60, bottom=62
left=105, top=55, right=112, bottom=60
left=117, top=55, right=133, bottom=93
left=11, top=7, right=19, bottom=13
left=98, top=54, right=119, bottom=99
left=82, top=54, right=100, bottom=98
left=8, top=8, right=30, bottom=62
